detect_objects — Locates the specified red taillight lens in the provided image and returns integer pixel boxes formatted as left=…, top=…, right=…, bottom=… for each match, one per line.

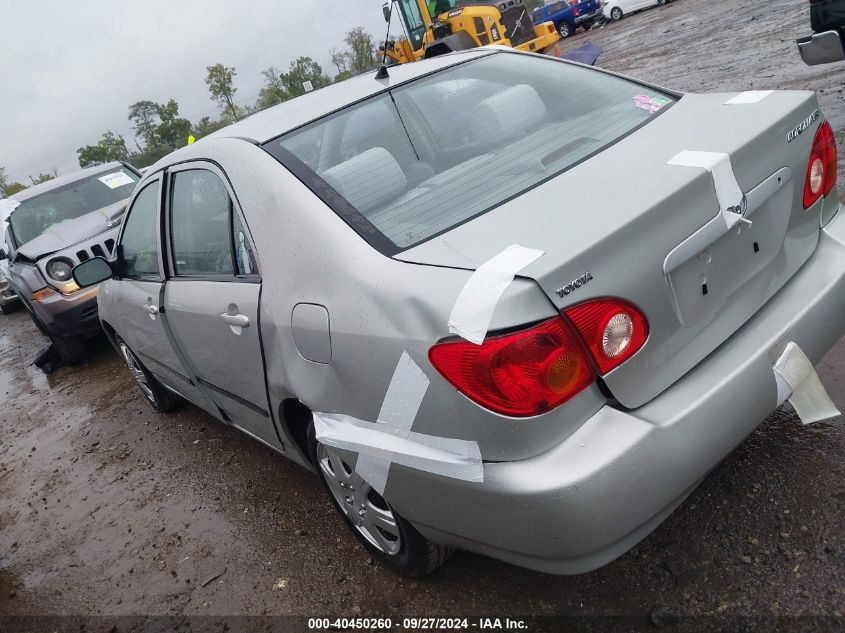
left=573, top=6, right=579, bottom=15
left=429, top=317, right=595, bottom=417
left=803, top=120, right=837, bottom=209
left=564, top=299, right=649, bottom=374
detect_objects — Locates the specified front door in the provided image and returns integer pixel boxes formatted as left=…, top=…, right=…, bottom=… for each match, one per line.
left=112, top=176, right=207, bottom=409
left=161, top=164, right=275, bottom=446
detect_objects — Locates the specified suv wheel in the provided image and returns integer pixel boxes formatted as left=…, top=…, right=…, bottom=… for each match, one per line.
left=559, top=22, right=573, bottom=38
left=610, top=7, right=623, bottom=20
left=307, top=422, right=452, bottom=576
left=116, top=336, right=182, bottom=412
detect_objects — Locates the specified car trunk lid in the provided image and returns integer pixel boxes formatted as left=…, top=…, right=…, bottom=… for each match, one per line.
left=397, top=90, right=829, bottom=408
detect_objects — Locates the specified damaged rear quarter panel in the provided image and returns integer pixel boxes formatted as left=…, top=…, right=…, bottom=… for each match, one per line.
left=203, top=139, right=605, bottom=463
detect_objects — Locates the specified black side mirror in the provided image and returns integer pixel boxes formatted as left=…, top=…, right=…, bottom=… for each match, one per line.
left=382, top=2, right=390, bottom=21
left=72, top=257, right=114, bottom=288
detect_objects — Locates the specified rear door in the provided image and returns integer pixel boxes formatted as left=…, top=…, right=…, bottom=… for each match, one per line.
left=112, top=175, right=206, bottom=406
left=162, top=163, right=275, bottom=445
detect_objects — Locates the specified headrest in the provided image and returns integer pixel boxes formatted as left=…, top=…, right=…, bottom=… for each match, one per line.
left=320, top=147, right=407, bottom=212
left=470, top=84, right=548, bottom=143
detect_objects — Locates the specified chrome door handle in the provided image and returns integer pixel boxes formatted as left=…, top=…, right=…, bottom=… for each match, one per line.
left=220, top=313, right=249, bottom=328
left=143, top=304, right=159, bottom=315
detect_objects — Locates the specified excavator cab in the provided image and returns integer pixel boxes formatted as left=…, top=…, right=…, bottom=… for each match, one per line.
left=380, top=0, right=560, bottom=65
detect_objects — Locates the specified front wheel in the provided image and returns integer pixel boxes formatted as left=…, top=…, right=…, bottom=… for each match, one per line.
left=116, top=336, right=182, bottom=412
left=307, top=422, right=452, bottom=576
left=558, top=22, right=574, bottom=38
left=610, top=7, right=623, bottom=20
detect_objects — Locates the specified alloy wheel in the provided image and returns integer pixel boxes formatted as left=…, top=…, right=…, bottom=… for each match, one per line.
left=317, top=443, right=402, bottom=556
left=119, top=342, right=156, bottom=405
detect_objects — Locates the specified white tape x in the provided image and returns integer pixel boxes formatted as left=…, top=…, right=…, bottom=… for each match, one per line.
left=313, top=352, right=483, bottom=495
left=668, top=150, right=749, bottom=232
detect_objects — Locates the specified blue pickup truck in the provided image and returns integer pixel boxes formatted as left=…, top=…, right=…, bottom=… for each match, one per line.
left=530, top=0, right=603, bottom=39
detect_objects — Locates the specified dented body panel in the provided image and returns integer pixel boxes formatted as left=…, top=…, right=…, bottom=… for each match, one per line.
left=95, top=51, right=845, bottom=574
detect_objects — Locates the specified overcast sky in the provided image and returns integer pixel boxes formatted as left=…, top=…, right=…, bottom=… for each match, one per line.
left=0, top=0, right=387, bottom=183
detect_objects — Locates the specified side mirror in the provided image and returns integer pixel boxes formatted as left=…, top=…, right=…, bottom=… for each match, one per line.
left=382, top=2, right=390, bottom=22
left=72, top=257, right=114, bottom=288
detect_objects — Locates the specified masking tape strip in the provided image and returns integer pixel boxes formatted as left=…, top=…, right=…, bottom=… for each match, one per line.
left=668, top=150, right=745, bottom=230
left=773, top=342, right=840, bottom=425
left=313, top=352, right=483, bottom=495
left=353, top=351, right=430, bottom=494
left=448, top=244, right=545, bottom=345
left=725, top=91, right=774, bottom=105
left=313, top=413, right=484, bottom=486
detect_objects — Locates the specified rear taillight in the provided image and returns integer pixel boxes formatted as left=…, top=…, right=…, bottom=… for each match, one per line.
left=573, top=6, right=580, bottom=15
left=803, top=120, right=837, bottom=209
left=429, top=317, right=595, bottom=417
left=564, top=299, right=649, bottom=374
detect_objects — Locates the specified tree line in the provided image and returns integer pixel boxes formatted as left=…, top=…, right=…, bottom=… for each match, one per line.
left=0, top=26, right=380, bottom=197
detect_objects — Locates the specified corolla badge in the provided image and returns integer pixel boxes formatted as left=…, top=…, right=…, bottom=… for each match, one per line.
left=787, top=109, right=820, bottom=143
left=556, top=272, right=593, bottom=298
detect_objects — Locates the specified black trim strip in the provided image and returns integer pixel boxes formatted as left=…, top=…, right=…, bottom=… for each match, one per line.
left=135, top=349, right=194, bottom=386
left=197, top=377, right=270, bottom=418
left=264, top=145, right=401, bottom=256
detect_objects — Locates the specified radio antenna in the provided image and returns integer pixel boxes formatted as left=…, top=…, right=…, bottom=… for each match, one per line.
left=375, top=1, right=394, bottom=79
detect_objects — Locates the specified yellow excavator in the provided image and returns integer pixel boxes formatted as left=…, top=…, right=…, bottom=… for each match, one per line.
left=380, top=0, right=561, bottom=65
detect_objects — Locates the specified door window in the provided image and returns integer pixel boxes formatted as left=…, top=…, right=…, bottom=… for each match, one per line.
left=120, top=181, right=160, bottom=278
left=170, top=170, right=234, bottom=277
left=232, top=212, right=258, bottom=276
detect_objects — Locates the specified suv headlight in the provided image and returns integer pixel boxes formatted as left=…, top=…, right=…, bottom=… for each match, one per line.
left=47, top=258, right=73, bottom=282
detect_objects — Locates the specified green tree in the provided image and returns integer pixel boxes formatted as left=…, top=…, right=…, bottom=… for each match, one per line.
left=77, top=131, right=130, bottom=168
left=255, top=67, right=288, bottom=111
left=330, top=47, right=351, bottom=75
left=155, top=99, right=192, bottom=149
left=344, top=27, right=379, bottom=74
left=206, top=63, right=240, bottom=120
left=128, top=100, right=161, bottom=148
left=0, top=167, right=8, bottom=195
left=4, top=182, right=27, bottom=196
left=192, top=116, right=228, bottom=140
left=333, top=70, right=354, bottom=83
left=281, top=57, right=330, bottom=98
left=29, top=173, right=55, bottom=186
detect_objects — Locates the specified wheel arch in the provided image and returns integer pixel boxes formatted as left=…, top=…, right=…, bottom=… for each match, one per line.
left=279, top=397, right=314, bottom=467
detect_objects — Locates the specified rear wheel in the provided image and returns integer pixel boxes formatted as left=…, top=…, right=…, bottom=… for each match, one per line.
left=307, top=422, right=452, bottom=576
left=558, top=22, right=573, bottom=38
left=611, top=7, right=623, bottom=20
left=116, top=336, right=182, bottom=412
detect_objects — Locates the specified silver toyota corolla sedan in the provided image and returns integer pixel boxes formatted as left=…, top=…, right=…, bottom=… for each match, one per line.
left=72, top=48, right=845, bottom=576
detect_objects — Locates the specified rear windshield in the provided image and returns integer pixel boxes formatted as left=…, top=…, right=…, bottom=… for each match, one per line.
left=9, top=167, right=139, bottom=246
left=264, top=53, right=674, bottom=254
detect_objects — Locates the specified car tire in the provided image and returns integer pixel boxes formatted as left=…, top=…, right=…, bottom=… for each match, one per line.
left=115, top=336, right=182, bottom=412
left=307, top=421, right=453, bottom=577
left=558, top=22, right=573, bottom=38
left=611, top=7, right=623, bottom=20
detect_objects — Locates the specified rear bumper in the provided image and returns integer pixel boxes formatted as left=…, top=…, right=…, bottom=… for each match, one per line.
left=797, top=30, right=845, bottom=66
left=31, top=285, right=101, bottom=339
left=574, top=8, right=602, bottom=24
left=402, top=208, right=845, bottom=574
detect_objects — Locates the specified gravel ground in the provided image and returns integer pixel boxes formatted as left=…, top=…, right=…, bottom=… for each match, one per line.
left=2, top=0, right=845, bottom=630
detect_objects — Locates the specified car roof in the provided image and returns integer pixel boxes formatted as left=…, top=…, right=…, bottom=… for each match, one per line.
left=204, top=49, right=495, bottom=145
left=8, top=161, right=131, bottom=204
